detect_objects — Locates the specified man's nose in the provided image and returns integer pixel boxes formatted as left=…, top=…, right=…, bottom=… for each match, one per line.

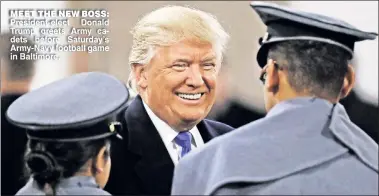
left=185, top=65, right=205, bottom=88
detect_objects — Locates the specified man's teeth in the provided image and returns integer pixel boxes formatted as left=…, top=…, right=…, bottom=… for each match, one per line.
left=177, top=93, right=202, bottom=100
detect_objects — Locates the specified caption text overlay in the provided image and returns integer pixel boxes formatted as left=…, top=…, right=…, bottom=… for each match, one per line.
left=8, top=9, right=110, bottom=61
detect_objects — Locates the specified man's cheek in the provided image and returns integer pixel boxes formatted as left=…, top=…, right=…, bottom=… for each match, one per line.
left=204, top=75, right=217, bottom=89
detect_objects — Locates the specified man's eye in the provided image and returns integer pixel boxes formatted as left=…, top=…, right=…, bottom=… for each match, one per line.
left=174, top=64, right=186, bottom=67
left=203, top=63, right=215, bottom=70
left=172, top=63, right=187, bottom=71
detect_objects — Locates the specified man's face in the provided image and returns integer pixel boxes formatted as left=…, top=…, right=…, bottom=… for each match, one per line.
left=140, top=39, right=219, bottom=130
left=260, top=60, right=277, bottom=112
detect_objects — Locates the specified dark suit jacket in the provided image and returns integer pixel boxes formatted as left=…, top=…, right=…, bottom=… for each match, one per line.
left=1, top=94, right=29, bottom=195
left=104, top=96, right=233, bottom=195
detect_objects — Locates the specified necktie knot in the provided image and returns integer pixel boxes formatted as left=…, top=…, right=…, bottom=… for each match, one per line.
left=174, top=131, right=192, bottom=158
left=175, top=131, right=192, bottom=148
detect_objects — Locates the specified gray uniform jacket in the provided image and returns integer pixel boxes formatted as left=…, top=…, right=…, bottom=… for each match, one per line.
left=171, top=97, right=378, bottom=195
left=16, top=176, right=111, bottom=195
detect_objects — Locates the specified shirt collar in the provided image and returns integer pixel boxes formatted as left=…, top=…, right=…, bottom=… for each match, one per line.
left=142, top=101, right=197, bottom=144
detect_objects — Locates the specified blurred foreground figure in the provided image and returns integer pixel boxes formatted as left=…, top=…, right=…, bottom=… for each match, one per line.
left=1, top=32, right=36, bottom=195
left=172, top=2, right=378, bottom=195
left=104, top=5, right=233, bottom=195
left=7, top=72, right=129, bottom=195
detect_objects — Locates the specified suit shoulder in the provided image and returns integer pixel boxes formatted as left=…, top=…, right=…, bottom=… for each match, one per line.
left=203, top=119, right=234, bottom=131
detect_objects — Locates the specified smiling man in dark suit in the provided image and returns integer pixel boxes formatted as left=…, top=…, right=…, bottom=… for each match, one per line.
left=104, top=5, right=232, bottom=195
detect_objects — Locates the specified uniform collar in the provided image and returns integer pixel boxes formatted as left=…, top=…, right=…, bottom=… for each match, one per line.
left=329, top=103, right=378, bottom=172
left=58, top=176, right=100, bottom=189
left=266, top=96, right=334, bottom=118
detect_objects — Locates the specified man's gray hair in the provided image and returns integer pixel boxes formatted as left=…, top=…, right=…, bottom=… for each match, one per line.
left=127, top=5, right=230, bottom=93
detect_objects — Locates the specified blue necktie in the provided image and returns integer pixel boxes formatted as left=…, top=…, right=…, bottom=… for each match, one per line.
left=174, top=131, right=192, bottom=158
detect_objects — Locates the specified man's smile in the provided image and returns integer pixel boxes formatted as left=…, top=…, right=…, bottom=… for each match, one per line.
left=175, top=92, right=205, bottom=100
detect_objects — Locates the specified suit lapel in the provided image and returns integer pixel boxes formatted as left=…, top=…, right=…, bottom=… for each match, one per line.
left=125, top=96, right=174, bottom=193
left=197, top=120, right=220, bottom=143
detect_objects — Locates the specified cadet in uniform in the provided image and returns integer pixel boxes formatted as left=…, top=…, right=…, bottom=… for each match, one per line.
left=6, top=72, right=129, bottom=195
left=171, top=2, right=378, bottom=195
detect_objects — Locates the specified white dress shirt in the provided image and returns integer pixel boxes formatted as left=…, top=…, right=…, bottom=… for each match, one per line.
left=142, top=101, right=205, bottom=165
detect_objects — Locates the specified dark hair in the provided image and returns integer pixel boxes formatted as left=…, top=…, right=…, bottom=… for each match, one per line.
left=0, top=32, right=36, bottom=81
left=24, top=138, right=111, bottom=195
left=267, top=40, right=351, bottom=99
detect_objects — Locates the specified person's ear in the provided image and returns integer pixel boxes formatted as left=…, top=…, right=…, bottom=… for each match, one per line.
left=340, top=64, right=355, bottom=99
left=132, top=63, right=148, bottom=89
left=95, top=146, right=107, bottom=174
left=265, top=59, right=280, bottom=93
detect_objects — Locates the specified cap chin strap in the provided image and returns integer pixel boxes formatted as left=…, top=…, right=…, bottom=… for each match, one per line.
left=25, top=119, right=124, bottom=142
left=27, top=132, right=117, bottom=142
left=261, top=35, right=354, bottom=58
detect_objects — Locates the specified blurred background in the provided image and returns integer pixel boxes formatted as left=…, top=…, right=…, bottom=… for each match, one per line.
left=1, top=1, right=378, bottom=194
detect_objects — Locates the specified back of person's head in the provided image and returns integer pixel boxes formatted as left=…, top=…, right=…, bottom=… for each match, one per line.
left=5, top=72, right=129, bottom=195
left=267, top=40, right=351, bottom=99
left=0, top=32, right=36, bottom=82
left=127, top=5, right=229, bottom=92
left=24, top=138, right=112, bottom=195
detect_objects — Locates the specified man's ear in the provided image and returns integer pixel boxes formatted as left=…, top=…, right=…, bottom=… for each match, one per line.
left=340, top=64, right=356, bottom=99
left=132, top=63, right=148, bottom=89
left=266, top=59, right=280, bottom=94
